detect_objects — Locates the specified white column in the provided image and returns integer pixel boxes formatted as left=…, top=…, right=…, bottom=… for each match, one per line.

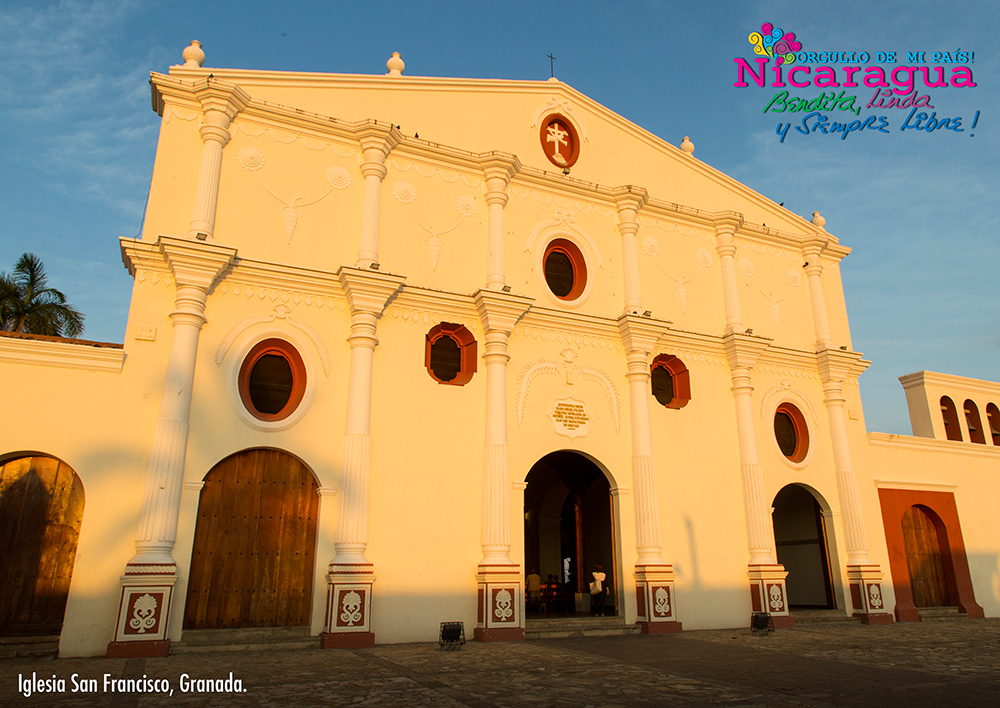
left=481, top=154, right=520, bottom=291
left=355, top=124, right=401, bottom=268
left=823, top=379, right=870, bottom=563
left=186, top=80, right=250, bottom=241
left=612, top=187, right=647, bottom=316
left=109, top=237, right=235, bottom=656
left=323, top=267, right=404, bottom=648
left=803, top=242, right=832, bottom=350
left=714, top=219, right=744, bottom=334
left=474, top=289, right=533, bottom=641
left=729, top=363, right=774, bottom=565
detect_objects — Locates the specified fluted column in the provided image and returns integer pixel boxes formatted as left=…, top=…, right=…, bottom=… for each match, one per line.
left=474, top=289, right=533, bottom=641
left=612, top=187, right=648, bottom=316
left=187, top=80, right=250, bottom=241
left=803, top=241, right=832, bottom=350
left=714, top=217, right=744, bottom=334
left=108, top=236, right=236, bottom=657
left=618, top=315, right=681, bottom=633
left=481, top=154, right=520, bottom=291
left=322, top=267, right=404, bottom=649
left=355, top=123, right=401, bottom=268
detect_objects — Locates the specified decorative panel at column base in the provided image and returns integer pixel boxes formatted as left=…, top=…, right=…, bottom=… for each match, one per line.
left=323, top=563, right=375, bottom=648
left=634, top=563, right=682, bottom=632
left=475, top=563, right=524, bottom=642
left=847, top=564, right=894, bottom=625
left=106, top=566, right=177, bottom=657
left=748, top=564, right=792, bottom=627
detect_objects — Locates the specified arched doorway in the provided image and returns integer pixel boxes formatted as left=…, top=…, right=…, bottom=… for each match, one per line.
left=901, top=505, right=950, bottom=607
left=0, top=454, right=84, bottom=637
left=772, top=484, right=835, bottom=609
left=523, top=451, right=615, bottom=616
left=184, top=448, right=318, bottom=629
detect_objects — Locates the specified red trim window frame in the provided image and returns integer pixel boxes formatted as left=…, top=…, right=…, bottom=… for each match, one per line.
left=543, top=238, right=587, bottom=301
left=425, top=323, right=478, bottom=386
left=649, top=354, right=691, bottom=409
left=238, top=338, right=307, bottom=421
left=539, top=113, right=581, bottom=169
left=774, top=402, right=809, bottom=463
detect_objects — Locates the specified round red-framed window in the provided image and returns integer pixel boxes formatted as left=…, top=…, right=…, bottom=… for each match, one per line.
left=543, top=238, right=587, bottom=301
left=238, top=338, right=307, bottom=421
left=539, top=114, right=580, bottom=169
left=774, top=403, right=809, bottom=463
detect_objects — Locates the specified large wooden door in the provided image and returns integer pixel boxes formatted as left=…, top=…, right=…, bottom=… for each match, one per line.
left=0, top=455, right=84, bottom=636
left=902, top=505, right=949, bottom=607
left=184, top=449, right=318, bottom=629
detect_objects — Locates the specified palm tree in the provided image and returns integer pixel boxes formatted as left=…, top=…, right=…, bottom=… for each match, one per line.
left=0, top=253, right=85, bottom=338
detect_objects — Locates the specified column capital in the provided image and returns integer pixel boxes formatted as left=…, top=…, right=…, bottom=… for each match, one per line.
left=191, top=78, right=251, bottom=122
left=474, top=289, right=533, bottom=333
left=617, top=314, right=671, bottom=355
left=158, top=236, right=236, bottom=291
left=713, top=213, right=744, bottom=240
left=354, top=121, right=403, bottom=160
left=337, top=267, right=405, bottom=316
left=723, top=331, right=770, bottom=370
left=816, top=348, right=870, bottom=383
left=480, top=152, right=521, bottom=184
left=610, top=185, right=648, bottom=215
left=802, top=237, right=826, bottom=258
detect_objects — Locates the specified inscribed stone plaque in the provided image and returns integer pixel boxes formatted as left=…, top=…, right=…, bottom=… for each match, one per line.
left=548, top=397, right=591, bottom=439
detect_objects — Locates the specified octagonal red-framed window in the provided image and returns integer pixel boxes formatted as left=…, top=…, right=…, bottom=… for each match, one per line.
left=650, top=354, right=691, bottom=409
left=425, top=323, right=477, bottom=386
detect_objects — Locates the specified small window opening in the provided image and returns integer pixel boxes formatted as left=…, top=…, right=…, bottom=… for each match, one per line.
left=249, top=354, right=294, bottom=414
left=544, top=249, right=575, bottom=298
left=649, top=354, right=691, bottom=409
left=940, top=396, right=963, bottom=442
left=986, top=403, right=1000, bottom=446
left=964, top=399, right=986, bottom=444
left=425, top=323, right=477, bottom=386
left=774, top=403, right=809, bottom=463
left=238, top=339, right=306, bottom=422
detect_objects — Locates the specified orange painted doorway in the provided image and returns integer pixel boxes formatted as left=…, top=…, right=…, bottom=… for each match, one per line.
left=183, top=449, right=318, bottom=629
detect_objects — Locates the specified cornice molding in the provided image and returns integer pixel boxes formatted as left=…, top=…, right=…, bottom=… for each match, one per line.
left=0, top=336, right=125, bottom=373
left=517, top=306, right=621, bottom=347
left=158, top=236, right=237, bottom=291
left=723, top=331, right=772, bottom=370
left=337, top=267, right=405, bottom=315
left=899, top=370, right=1000, bottom=397
left=474, top=289, right=534, bottom=333
left=868, top=432, right=1000, bottom=458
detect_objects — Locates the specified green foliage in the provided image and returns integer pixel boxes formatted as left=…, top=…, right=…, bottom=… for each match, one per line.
left=0, top=253, right=85, bottom=338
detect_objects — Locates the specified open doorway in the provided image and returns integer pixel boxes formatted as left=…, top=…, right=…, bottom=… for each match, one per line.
left=523, top=451, right=615, bottom=617
left=772, top=484, right=836, bottom=609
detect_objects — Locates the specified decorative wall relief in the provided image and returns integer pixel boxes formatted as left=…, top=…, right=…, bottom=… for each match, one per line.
left=215, top=303, right=331, bottom=376
left=529, top=95, right=590, bottom=142
left=641, top=237, right=713, bottom=314
left=738, top=258, right=802, bottom=328
left=524, top=206, right=605, bottom=269
left=391, top=180, right=478, bottom=270
left=236, top=146, right=351, bottom=244
left=515, top=349, right=620, bottom=434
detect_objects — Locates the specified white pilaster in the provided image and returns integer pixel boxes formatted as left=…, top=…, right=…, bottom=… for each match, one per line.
left=355, top=123, right=402, bottom=268
left=618, top=315, right=681, bottom=633
left=109, top=236, right=235, bottom=657
left=803, top=240, right=832, bottom=350
left=473, top=289, right=533, bottom=641
left=323, top=266, right=404, bottom=648
left=187, top=80, right=250, bottom=241
left=480, top=154, right=520, bottom=291
left=611, top=186, right=648, bottom=316
left=714, top=217, right=745, bottom=334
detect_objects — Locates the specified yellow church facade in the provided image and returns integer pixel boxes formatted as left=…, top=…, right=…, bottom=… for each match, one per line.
left=1, top=43, right=997, bottom=658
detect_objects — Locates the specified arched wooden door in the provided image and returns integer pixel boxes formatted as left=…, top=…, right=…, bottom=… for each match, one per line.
left=184, top=449, right=318, bottom=629
left=901, top=505, right=949, bottom=607
left=0, top=455, right=84, bottom=636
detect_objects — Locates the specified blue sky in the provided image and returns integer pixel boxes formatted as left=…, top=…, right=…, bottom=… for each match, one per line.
left=0, top=0, right=996, bottom=434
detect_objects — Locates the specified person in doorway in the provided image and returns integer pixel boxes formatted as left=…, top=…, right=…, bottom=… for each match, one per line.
left=526, top=569, right=542, bottom=610
left=591, top=563, right=608, bottom=616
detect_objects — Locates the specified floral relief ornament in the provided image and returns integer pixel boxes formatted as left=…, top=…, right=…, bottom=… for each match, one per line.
left=236, top=146, right=349, bottom=244
left=494, top=589, right=514, bottom=621
left=129, top=593, right=158, bottom=633
left=868, top=584, right=883, bottom=610
left=768, top=584, right=784, bottom=612
left=392, top=181, right=478, bottom=270
left=340, top=590, right=363, bottom=626
left=654, top=587, right=670, bottom=616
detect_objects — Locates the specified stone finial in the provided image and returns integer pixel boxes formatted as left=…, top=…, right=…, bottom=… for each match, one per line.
left=182, top=40, right=205, bottom=68
left=386, top=52, right=405, bottom=77
left=680, top=136, right=694, bottom=155
left=811, top=211, right=826, bottom=228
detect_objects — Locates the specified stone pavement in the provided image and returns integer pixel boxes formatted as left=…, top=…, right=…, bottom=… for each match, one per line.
left=2, top=619, right=998, bottom=708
